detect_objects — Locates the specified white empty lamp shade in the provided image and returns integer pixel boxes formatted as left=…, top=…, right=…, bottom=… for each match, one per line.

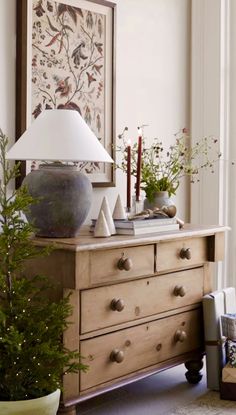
left=7, top=109, right=114, bottom=163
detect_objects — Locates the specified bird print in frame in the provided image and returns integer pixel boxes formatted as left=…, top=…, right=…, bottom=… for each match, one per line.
left=16, top=0, right=115, bottom=186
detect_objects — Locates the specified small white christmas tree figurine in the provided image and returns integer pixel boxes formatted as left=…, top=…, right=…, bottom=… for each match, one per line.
left=113, top=194, right=127, bottom=220
left=100, top=196, right=116, bottom=234
left=94, top=210, right=111, bottom=237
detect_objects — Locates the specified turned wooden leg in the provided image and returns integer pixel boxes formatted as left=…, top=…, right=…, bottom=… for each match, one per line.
left=57, top=403, right=77, bottom=415
left=185, top=357, right=204, bottom=384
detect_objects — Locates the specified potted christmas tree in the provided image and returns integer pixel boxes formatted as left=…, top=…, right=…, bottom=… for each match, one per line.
left=0, top=130, right=87, bottom=414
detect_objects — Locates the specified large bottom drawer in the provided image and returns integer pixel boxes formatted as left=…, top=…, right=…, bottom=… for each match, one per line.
left=80, top=308, right=202, bottom=391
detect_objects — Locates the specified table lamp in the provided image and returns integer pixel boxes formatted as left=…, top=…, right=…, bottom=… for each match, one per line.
left=6, top=109, right=113, bottom=238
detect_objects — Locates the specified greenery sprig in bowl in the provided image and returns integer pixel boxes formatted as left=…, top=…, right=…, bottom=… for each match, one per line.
left=117, top=128, right=222, bottom=202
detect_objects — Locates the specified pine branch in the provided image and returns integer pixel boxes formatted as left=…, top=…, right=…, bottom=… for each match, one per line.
left=0, top=131, right=87, bottom=401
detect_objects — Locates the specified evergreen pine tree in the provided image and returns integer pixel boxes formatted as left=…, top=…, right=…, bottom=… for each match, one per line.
left=0, top=130, right=87, bottom=401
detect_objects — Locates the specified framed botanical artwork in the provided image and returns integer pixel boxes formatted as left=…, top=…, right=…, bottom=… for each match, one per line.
left=16, top=0, right=116, bottom=188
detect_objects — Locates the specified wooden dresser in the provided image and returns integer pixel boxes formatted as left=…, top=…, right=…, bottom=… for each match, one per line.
left=27, top=224, right=227, bottom=415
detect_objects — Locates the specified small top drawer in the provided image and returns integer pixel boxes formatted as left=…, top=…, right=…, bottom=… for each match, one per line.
left=156, top=237, right=207, bottom=273
left=89, top=245, right=154, bottom=285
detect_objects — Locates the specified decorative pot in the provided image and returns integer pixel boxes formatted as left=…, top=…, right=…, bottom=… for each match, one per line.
left=144, top=191, right=175, bottom=211
left=0, top=389, right=60, bottom=415
left=23, top=163, right=92, bottom=237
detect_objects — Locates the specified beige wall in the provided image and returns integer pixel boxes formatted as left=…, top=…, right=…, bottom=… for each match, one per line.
left=0, top=0, right=191, bottom=222
left=227, top=0, right=236, bottom=285
left=0, top=0, right=16, bottom=140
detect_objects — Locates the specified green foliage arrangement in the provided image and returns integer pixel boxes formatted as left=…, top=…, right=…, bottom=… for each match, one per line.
left=117, top=128, right=221, bottom=202
left=0, top=130, right=87, bottom=401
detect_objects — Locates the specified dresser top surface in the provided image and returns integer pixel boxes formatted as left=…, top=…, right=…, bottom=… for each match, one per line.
left=32, top=224, right=229, bottom=252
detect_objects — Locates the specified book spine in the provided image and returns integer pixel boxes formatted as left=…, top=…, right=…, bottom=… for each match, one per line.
left=134, top=224, right=179, bottom=234
left=116, top=223, right=179, bottom=235
left=133, top=220, right=177, bottom=228
left=114, top=218, right=177, bottom=229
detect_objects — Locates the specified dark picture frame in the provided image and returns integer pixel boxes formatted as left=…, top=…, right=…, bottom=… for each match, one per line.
left=16, top=0, right=116, bottom=188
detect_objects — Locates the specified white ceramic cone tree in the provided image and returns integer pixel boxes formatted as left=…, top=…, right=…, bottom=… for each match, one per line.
left=100, top=196, right=116, bottom=235
left=113, top=195, right=127, bottom=220
left=94, top=210, right=111, bottom=237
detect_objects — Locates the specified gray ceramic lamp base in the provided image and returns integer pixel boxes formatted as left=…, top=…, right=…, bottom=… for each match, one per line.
left=23, top=164, right=92, bottom=238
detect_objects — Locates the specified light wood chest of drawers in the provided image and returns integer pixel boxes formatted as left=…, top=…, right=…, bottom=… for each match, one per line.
left=27, top=224, right=226, bottom=415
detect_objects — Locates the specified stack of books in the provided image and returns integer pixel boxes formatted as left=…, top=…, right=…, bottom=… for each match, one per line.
left=221, top=313, right=236, bottom=341
left=91, top=217, right=179, bottom=235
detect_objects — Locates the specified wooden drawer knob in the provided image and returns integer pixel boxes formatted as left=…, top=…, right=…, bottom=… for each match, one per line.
left=156, top=343, right=162, bottom=351
left=174, top=329, right=187, bottom=343
left=173, top=285, right=186, bottom=297
left=110, top=349, right=124, bottom=363
left=110, top=298, right=125, bottom=312
left=179, top=248, right=191, bottom=260
left=117, top=256, right=133, bottom=271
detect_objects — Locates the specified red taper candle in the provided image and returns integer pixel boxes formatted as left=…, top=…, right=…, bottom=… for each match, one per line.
left=126, top=140, right=131, bottom=210
left=136, top=134, right=142, bottom=201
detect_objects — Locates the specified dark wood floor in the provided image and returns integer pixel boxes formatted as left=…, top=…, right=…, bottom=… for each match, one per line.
left=77, top=362, right=207, bottom=415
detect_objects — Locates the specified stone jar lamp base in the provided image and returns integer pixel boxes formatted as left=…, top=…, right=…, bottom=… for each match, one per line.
left=23, top=163, right=92, bottom=238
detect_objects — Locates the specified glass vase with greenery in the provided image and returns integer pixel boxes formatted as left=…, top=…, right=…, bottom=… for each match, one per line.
left=117, top=128, right=222, bottom=203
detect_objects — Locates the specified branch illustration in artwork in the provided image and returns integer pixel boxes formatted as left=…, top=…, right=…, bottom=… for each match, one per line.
left=32, top=0, right=105, bottom=137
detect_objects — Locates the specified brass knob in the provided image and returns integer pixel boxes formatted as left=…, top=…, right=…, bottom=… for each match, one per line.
left=173, top=285, right=186, bottom=297
left=110, top=349, right=124, bottom=363
left=174, top=329, right=187, bottom=343
left=179, top=248, right=191, bottom=260
left=117, top=256, right=133, bottom=271
left=110, top=298, right=125, bottom=312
